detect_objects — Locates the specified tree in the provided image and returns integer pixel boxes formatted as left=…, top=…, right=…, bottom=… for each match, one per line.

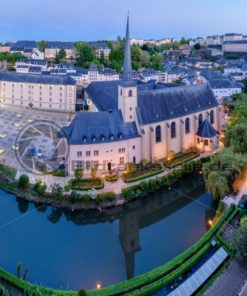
left=51, top=184, right=64, bottom=199
left=38, top=40, right=48, bottom=52
left=16, top=262, right=22, bottom=278
left=78, top=289, right=87, bottom=296
left=205, top=171, right=229, bottom=200
left=18, top=174, right=29, bottom=188
left=150, top=54, right=163, bottom=71
left=23, top=267, right=29, bottom=281
left=180, top=37, right=190, bottom=45
left=91, top=167, right=98, bottom=179
left=226, top=123, right=247, bottom=153
left=58, top=49, right=66, bottom=60
left=99, top=52, right=105, bottom=65
left=75, top=42, right=94, bottom=67
left=194, top=43, right=201, bottom=50
left=74, top=168, right=84, bottom=181
left=230, top=221, right=247, bottom=261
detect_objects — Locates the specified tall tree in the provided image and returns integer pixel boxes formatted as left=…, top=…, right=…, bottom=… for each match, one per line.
left=38, top=40, right=48, bottom=52
left=58, top=49, right=66, bottom=60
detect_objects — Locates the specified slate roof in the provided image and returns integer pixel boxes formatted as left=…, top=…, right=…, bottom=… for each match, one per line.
left=137, top=83, right=218, bottom=125
left=0, top=72, right=76, bottom=85
left=196, top=119, right=218, bottom=138
left=86, top=81, right=218, bottom=125
left=46, top=42, right=74, bottom=49
left=88, top=42, right=109, bottom=50
left=17, top=58, right=48, bottom=66
left=11, top=41, right=37, bottom=50
left=61, top=110, right=140, bottom=144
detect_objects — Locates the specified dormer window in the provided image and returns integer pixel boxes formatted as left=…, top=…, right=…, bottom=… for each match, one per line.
left=119, top=133, right=123, bottom=139
left=101, top=136, right=105, bottom=142
left=92, top=136, right=96, bottom=142
left=110, top=134, right=114, bottom=140
left=83, top=137, right=87, bottom=143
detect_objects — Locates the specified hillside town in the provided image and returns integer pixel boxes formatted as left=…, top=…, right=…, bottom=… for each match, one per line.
left=0, top=4, right=247, bottom=296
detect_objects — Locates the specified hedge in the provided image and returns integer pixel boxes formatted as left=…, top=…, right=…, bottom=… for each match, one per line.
left=122, top=164, right=165, bottom=183
left=86, top=206, right=235, bottom=296
left=0, top=206, right=235, bottom=296
left=68, top=178, right=104, bottom=191
left=164, top=151, right=200, bottom=169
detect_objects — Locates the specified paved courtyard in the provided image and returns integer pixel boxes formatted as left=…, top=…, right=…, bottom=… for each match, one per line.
left=0, top=105, right=71, bottom=170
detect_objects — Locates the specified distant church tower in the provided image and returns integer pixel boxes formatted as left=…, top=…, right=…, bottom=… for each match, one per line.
left=118, top=15, right=138, bottom=122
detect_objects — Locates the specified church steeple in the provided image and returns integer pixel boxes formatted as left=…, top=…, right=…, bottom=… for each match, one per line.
left=123, top=13, right=132, bottom=82
left=118, top=14, right=137, bottom=123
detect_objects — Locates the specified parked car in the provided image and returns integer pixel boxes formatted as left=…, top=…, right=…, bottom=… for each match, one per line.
left=238, top=195, right=247, bottom=210
left=29, top=145, right=35, bottom=157
left=37, top=148, right=43, bottom=159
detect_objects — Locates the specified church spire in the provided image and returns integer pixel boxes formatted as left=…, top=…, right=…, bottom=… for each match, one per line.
left=123, top=13, right=132, bottom=81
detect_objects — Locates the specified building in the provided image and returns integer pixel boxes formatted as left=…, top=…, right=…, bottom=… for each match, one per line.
left=206, top=35, right=223, bottom=46
left=88, top=42, right=111, bottom=59
left=130, top=38, right=145, bottom=46
left=223, top=41, right=247, bottom=55
left=200, top=70, right=242, bottom=102
left=0, top=42, right=12, bottom=53
left=44, top=42, right=76, bottom=60
left=223, top=33, right=243, bottom=42
left=0, top=72, right=76, bottom=112
left=59, top=17, right=220, bottom=175
left=16, top=58, right=48, bottom=71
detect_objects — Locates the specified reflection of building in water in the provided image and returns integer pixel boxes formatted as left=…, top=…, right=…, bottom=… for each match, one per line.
left=119, top=175, right=206, bottom=279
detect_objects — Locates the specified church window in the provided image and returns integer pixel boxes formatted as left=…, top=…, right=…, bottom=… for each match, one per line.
left=171, top=122, right=176, bottom=138
left=198, top=114, right=203, bottom=126
left=129, top=89, right=133, bottom=97
left=155, top=125, right=162, bottom=143
left=185, top=118, right=190, bottom=134
left=210, top=110, right=214, bottom=124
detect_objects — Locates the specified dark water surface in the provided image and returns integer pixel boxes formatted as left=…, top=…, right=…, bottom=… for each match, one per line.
left=0, top=175, right=216, bottom=290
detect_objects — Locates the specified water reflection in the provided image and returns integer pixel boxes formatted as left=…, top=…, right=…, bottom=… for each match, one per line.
left=14, top=174, right=216, bottom=283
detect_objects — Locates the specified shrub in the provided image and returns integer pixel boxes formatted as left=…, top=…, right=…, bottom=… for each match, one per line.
left=52, top=169, right=66, bottom=177
left=74, top=168, right=84, bottom=181
left=18, top=175, right=29, bottom=188
left=51, top=184, right=64, bottom=199
left=96, top=192, right=116, bottom=203
left=105, top=173, right=118, bottom=182
left=33, top=179, right=47, bottom=196
left=70, top=191, right=81, bottom=203
left=78, top=289, right=87, bottom=296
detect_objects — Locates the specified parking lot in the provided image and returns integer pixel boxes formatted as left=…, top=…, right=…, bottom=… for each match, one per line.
left=0, top=105, right=71, bottom=172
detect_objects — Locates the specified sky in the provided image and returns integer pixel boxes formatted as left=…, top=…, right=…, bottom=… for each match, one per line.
left=1, top=0, right=247, bottom=42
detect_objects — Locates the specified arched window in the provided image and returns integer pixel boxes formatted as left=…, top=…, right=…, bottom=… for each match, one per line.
left=128, top=89, right=133, bottom=97
left=155, top=125, right=162, bottom=143
left=210, top=110, right=214, bottom=124
left=171, top=122, right=176, bottom=138
left=198, top=114, right=203, bottom=126
left=185, top=118, right=190, bottom=134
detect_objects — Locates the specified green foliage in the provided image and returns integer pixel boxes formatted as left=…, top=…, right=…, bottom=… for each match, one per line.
left=33, top=179, right=47, bottom=196
left=230, top=221, right=247, bottom=261
left=0, top=52, right=24, bottom=64
left=105, top=173, right=118, bottom=182
left=58, top=49, right=66, bottom=60
left=51, top=184, right=64, bottom=199
left=96, top=192, right=116, bottom=203
left=38, top=40, right=48, bottom=52
left=16, top=262, right=22, bottom=278
left=69, top=178, right=104, bottom=191
left=18, top=174, right=29, bottom=188
left=78, top=289, right=87, bottom=296
left=225, top=123, right=247, bottom=153
left=194, top=43, right=201, bottom=50
left=52, top=169, right=66, bottom=177
left=70, top=191, right=91, bottom=203
left=74, top=168, right=84, bottom=181
left=90, top=167, right=98, bottom=179
left=0, top=163, right=16, bottom=180
left=75, top=42, right=95, bottom=67
left=205, top=171, right=229, bottom=200
left=203, top=149, right=247, bottom=199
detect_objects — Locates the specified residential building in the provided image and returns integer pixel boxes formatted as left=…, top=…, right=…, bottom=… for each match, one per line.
left=44, top=42, right=76, bottom=60
left=223, top=33, right=243, bottom=42
left=88, top=42, right=111, bottom=59
left=0, top=72, right=76, bottom=112
left=223, top=40, right=247, bottom=54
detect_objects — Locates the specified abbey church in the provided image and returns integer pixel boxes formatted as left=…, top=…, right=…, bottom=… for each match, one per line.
left=61, top=17, right=220, bottom=174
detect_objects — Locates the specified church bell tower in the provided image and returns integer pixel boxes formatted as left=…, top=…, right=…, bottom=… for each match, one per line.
left=118, top=14, right=137, bottom=122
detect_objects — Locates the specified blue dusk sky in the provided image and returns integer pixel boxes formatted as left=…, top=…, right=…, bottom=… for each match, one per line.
left=1, top=0, right=247, bottom=42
